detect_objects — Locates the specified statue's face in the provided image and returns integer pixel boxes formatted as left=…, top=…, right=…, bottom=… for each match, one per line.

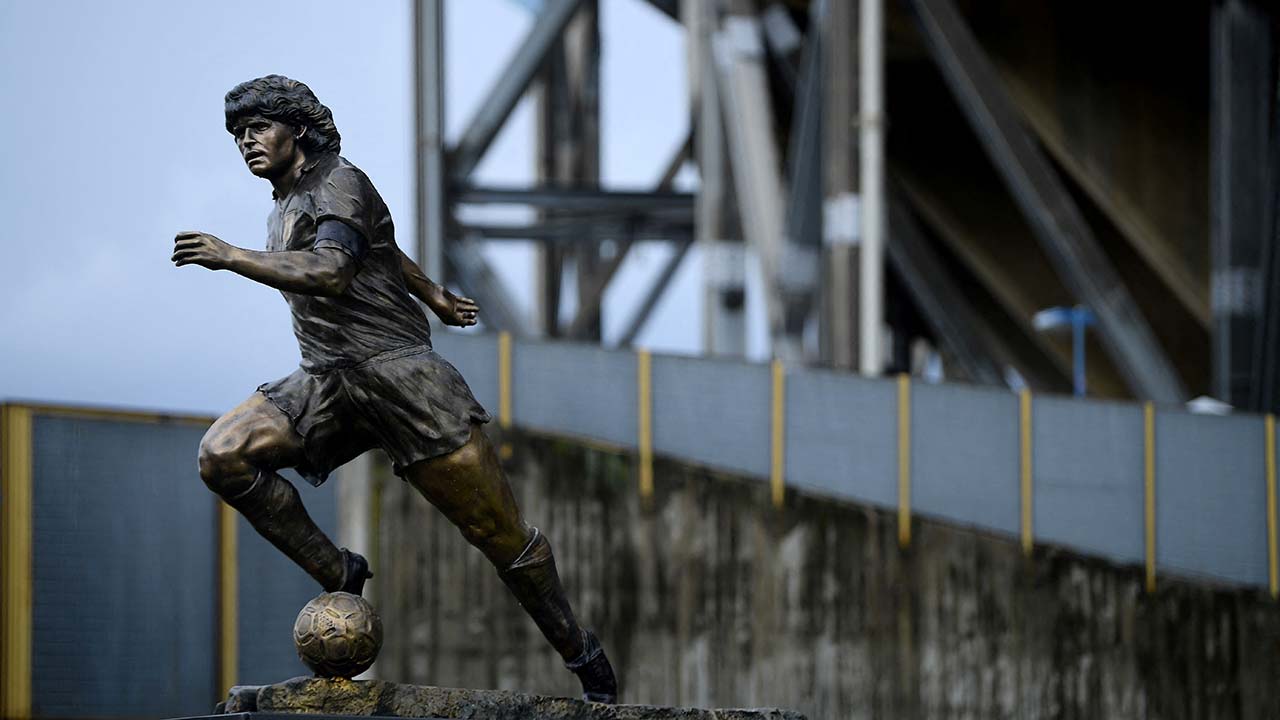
left=230, top=115, right=300, bottom=179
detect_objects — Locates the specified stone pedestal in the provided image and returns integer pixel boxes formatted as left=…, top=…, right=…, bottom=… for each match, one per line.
left=199, top=677, right=806, bottom=720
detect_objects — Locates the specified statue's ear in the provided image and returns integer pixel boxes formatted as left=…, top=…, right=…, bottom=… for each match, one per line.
left=295, top=126, right=308, bottom=141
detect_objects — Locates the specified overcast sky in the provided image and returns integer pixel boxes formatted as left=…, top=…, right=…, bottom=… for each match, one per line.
left=0, top=0, right=726, bottom=415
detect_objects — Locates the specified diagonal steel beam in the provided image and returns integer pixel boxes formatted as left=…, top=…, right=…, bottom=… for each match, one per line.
left=565, top=128, right=693, bottom=338
left=887, top=189, right=1004, bottom=385
left=449, top=0, right=586, bottom=180
left=713, top=13, right=793, bottom=359
left=908, top=0, right=1186, bottom=403
left=644, top=0, right=679, bottom=22
left=618, top=239, right=696, bottom=346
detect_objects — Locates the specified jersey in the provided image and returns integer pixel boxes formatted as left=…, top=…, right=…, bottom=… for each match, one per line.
left=266, top=153, right=431, bottom=372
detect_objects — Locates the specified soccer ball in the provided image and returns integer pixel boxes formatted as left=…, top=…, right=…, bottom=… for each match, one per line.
left=293, top=592, right=383, bottom=678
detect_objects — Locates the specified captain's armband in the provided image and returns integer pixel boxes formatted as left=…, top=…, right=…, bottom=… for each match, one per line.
left=314, top=219, right=368, bottom=263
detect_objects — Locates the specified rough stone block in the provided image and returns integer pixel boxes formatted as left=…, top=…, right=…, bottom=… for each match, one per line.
left=216, top=676, right=806, bottom=720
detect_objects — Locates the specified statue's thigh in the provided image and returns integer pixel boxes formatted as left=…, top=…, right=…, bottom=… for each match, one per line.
left=203, top=391, right=307, bottom=471
left=403, top=426, right=528, bottom=559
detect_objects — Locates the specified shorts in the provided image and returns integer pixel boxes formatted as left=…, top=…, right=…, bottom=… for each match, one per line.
left=257, top=344, right=491, bottom=486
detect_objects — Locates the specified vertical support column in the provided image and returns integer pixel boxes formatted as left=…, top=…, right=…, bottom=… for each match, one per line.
left=569, top=1, right=603, bottom=341
left=217, top=501, right=237, bottom=699
left=688, top=0, right=746, bottom=357
left=1020, top=390, right=1033, bottom=556
left=780, top=1, right=824, bottom=363
left=1211, top=0, right=1273, bottom=407
left=1, top=405, right=32, bottom=720
left=858, top=0, right=886, bottom=377
left=897, top=375, right=912, bottom=548
left=821, top=0, right=858, bottom=370
left=637, top=350, right=654, bottom=505
left=1144, top=402, right=1157, bottom=594
left=1266, top=414, right=1277, bottom=598
left=415, top=0, right=446, bottom=281
left=535, top=20, right=567, bottom=336
left=770, top=359, right=786, bottom=508
left=535, top=1, right=601, bottom=339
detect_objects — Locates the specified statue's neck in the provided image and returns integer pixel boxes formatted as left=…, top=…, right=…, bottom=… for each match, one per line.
left=270, top=149, right=310, bottom=199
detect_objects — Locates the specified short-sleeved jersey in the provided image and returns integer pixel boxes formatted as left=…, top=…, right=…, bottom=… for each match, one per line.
left=266, top=153, right=431, bottom=372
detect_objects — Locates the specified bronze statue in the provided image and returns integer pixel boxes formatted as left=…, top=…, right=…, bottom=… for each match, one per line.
left=174, top=75, right=616, bottom=703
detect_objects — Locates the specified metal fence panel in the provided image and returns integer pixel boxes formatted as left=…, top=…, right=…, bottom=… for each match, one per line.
left=30, top=415, right=216, bottom=719
left=513, top=340, right=637, bottom=449
left=236, top=468, right=339, bottom=683
left=652, top=354, right=770, bottom=479
left=911, top=382, right=1020, bottom=536
left=1032, top=397, right=1144, bottom=565
left=432, top=330, right=499, bottom=418
left=784, top=369, right=898, bottom=508
left=1156, top=411, right=1268, bottom=586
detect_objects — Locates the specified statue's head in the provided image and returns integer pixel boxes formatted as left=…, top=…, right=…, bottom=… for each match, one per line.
left=224, top=75, right=341, bottom=178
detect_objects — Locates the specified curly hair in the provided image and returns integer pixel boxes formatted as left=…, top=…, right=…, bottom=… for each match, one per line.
left=224, top=75, right=341, bottom=154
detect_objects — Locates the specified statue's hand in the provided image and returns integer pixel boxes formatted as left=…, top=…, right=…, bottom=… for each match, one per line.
left=172, top=231, right=237, bottom=271
left=432, top=286, right=479, bottom=327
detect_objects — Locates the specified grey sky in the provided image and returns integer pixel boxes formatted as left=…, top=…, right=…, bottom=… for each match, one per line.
left=0, top=0, right=707, bottom=415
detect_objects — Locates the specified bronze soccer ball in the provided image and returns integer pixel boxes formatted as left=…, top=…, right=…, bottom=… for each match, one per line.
left=292, top=592, right=383, bottom=678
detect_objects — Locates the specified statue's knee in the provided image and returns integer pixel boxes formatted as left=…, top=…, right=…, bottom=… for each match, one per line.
left=458, top=513, right=501, bottom=548
left=461, top=516, right=532, bottom=567
left=197, top=432, right=250, bottom=495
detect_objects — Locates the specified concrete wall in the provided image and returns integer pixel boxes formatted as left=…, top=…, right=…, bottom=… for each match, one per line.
left=373, top=430, right=1280, bottom=720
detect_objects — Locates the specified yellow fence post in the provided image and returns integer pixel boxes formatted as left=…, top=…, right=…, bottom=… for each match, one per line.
left=217, top=501, right=238, bottom=700
left=770, top=360, right=786, bottom=509
left=1144, top=402, right=1157, bottom=594
left=498, top=331, right=513, bottom=459
left=1, top=404, right=33, bottom=720
left=1020, top=390, right=1033, bottom=557
left=1266, top=414, right=1277, bottom=599
left=637, top=350, right=654, bottom=504
left=898, top=375, right=911, bottom=548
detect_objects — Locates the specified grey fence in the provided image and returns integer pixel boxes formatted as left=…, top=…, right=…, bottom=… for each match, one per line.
left=2, top=405, right=337, bottom=719
left=432, top=330, right=1280, bottom=592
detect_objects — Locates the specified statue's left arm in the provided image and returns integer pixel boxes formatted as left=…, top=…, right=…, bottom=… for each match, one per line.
left=397, top=247, right=479, bottom=327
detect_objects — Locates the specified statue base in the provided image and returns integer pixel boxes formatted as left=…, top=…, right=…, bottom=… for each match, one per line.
left=198, top=676, right=806, bottom=720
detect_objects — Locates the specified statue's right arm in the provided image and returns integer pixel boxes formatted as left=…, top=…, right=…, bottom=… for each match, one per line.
left=223, top=245, right=358, bottom=296
left=172, top=230, right=358, bottom=297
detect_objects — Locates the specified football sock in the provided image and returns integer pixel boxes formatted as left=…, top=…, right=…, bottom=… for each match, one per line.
left=227, top=470, right=346, bottom=591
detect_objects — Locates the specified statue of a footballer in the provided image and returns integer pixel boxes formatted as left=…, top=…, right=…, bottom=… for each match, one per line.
left=173, top=75, right=617, bottom=703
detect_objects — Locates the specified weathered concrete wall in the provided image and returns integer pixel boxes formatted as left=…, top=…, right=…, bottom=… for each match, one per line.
left=373, top=430, right=1280, bottom=719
